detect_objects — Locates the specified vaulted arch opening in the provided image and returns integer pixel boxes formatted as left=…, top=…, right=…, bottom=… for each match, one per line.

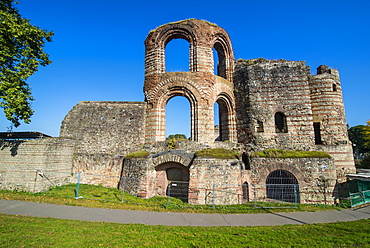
left=266, top=170, right=299, bottom=203
left=165, top=38, right=190, bottom=72
left=213, top=41, right=227, bottom=79
left=166, top=96, right=190, bottom=139
left=214, top=94, right=233, bottom=141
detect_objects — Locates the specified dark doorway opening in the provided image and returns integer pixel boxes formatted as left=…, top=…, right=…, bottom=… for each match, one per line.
left=266, top=170, right=299, bottom=203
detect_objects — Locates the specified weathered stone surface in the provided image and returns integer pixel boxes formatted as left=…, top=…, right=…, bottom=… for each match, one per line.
left=0, top=138, right=75, bottom=192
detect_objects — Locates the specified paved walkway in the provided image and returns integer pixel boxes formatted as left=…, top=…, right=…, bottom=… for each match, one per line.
left=0, top=199, right=369, bottom=226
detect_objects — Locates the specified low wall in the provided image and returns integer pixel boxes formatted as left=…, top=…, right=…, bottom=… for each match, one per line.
left=0, top=138, right=75, bottom=192
left=250, top=157, right=336, bottom=204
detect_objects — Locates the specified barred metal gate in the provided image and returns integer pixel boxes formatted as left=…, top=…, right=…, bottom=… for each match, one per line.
left=266, top=170, right=299, bottom=203
left=167, top=181, right=189, bottom=203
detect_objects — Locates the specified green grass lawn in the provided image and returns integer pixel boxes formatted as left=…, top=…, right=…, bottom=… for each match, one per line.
left=1, top=213, right=369, bottom=247
left=0, top=184, right=345, bottom=214
left=1, top=185, right=369, bottom=247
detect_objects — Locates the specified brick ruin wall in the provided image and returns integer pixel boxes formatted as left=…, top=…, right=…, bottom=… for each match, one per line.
left=118, top=154, right=335, bottom=205
left=234, top=59, right=355, bottom=181
left=234, top=59, right=315, bottom=149
left=0, top=137, right=75, bottom=192
left=59, top=101, right=147, bottom=187
left=249, top=157, right=337, bottom=204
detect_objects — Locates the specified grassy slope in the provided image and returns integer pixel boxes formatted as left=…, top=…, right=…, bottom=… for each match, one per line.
left=0, top=184, right=345, bottom=214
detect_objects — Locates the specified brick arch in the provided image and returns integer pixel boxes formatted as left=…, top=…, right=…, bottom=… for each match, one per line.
left=145, top=74, right=204, bottom=102
left=152, top=154, right=192, bottom=168
left=145, top=19, right=234, bottom=77
left=146, top=76, right=201, bottom=142
left=214, top=92, right=236, bottom=141
left=258, top=162, right=305, bottom=185
left=144, top=19, right=236, bottom=143
left=212, top=34, right=234, bottom=81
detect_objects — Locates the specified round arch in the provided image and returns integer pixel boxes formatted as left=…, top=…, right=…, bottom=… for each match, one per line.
left=214, top=92, right=235, bottom=141
left=145, top=19, right=235, bottom=77
left=266, top=169, right=300, bottom=203
left=212, top=34, right=234, bottom=80
left=156, top=84, right=200, bottom=141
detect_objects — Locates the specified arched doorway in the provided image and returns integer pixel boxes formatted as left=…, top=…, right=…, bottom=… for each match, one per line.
left=266, top=170, right=299, bottom=203
left=155, top=162, right=189, bottom=202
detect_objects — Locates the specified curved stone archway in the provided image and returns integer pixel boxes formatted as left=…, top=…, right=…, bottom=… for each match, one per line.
left=144, top=19, right=236, bottom=143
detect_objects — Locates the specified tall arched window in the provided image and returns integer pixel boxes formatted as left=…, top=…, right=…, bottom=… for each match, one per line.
left=213, top=42, right=227, bottom=79
left=165, top=38, right=190, bottom=72
left=214, top=95, right=232, bottom=141
left=275, top=112, right=288, bottom=133
left=166, top=96, right=190, bottom=139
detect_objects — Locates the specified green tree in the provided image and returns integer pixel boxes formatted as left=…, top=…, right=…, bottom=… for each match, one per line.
left=0, top=0, right=53, bottom=127
left=166, top=134, right=187, bottom=140
left=348, top=125, right=369, bottom=154
left=364, top=120, right=370, bottom=149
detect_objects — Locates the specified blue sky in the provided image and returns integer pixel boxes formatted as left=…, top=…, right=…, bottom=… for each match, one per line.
left=1, top=0, right=369, bottom=137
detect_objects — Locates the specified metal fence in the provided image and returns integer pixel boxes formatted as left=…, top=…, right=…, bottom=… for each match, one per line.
left=0, top=169, right=359, bottom=208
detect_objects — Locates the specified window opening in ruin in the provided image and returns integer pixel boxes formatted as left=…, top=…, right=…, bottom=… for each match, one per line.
left=165, top=38, right=190, bottom=72
left=256, top=120, right=264, bottom=132
left=214, top=102, right=220, bottom=141
left=166, top=96, right=190, bottom=139
left=275, top=112, right=288, bottom=133
left=214, top=99, right=230, bottom=141
left=242, top=182, right=249, bottom=201
left=242, top=152, right=250, bottom=170
left=333, top=83, right=337, bottom=92
left=213, top=42, right=227, bottom=79
left=212, top=47, right=219, bottom=75
left=266, top=170, right=299, bottom=203
left=313, top=122, right=322, bottom=144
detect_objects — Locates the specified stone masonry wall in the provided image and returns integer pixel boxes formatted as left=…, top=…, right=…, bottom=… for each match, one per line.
left=234, top=59, right=315, bottom=150
left=189, top=158, right=243, bottom=205
left=60, top=101, right=147, bottom=154
left=60, top=101, right=147, bottom=186
left=250, top=157, right=336, bottom=204
left=0, top=138, right=75, bottom=192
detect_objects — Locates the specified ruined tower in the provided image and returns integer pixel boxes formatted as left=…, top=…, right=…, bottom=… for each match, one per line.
left=143, top=19, right=236, bottom=143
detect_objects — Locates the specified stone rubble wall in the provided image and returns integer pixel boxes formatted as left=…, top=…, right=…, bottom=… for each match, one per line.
left=60, top=101, right=147, bottom=185
left=117, top=153, right=340, bottom=205
left=234, top=59, right=315, bottom=150
left=60, top=101, right=147, bottom=154
left=0, top=138, right=75, bottom=192
left=249, top=157, right=337, bottom=204
left=188, top=158, right=243, bottom=205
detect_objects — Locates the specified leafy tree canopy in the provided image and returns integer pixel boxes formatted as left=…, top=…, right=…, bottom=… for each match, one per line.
left=166, top=134, right=187, bottom=140
left=363, top=120, right=370, bottom=150
left=348, top=124, right=370, bottom=154
left=0, top=0, right=53, bottom=127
